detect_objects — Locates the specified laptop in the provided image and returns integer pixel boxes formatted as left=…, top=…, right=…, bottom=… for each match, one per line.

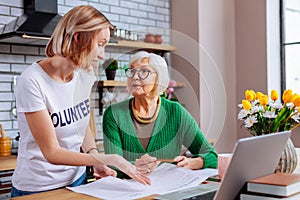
left=155, top=131, right=292, bottom=200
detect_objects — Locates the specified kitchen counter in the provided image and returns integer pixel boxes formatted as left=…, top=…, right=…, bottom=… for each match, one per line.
left=0, top=155, right=17, bottom=199
left=0, top=155, right=17, bottom=171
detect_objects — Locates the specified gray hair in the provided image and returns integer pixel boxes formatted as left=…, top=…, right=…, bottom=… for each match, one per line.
left=129, top=51, right=170, bottom=96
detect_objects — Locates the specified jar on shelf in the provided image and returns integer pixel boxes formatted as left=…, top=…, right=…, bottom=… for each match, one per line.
left=144, top=33, right=155, bottom=43
left=154, top=34, right=163, bottom=44
left=0, top=124, right=11, bottom=157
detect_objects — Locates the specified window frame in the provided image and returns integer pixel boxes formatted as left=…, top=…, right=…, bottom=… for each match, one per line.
left=280, top=0, right=286, bottom=92
left=280, top=0, right=300, bottom=92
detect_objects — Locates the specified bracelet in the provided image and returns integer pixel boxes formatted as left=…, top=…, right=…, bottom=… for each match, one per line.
left=86, top=147, right=100, bottom=154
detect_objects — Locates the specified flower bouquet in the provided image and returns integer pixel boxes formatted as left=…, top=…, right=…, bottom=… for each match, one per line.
left=238, top=89, right=300, bottom=173
left=238, top=89, right=300, bottom=135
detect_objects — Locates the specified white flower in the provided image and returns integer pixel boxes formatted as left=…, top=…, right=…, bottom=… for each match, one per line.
left=286, top=102, right=294, bottom=108
left=245, top=116, right=258, bottom=128
left=250, top=105, right=261, bottom=114
left=263, top=111, right=277, bottom=118
left=269, top=101, right=283, bottom=109
left=238, top=109, right=249, bottom=120
left=292, top=112, right=300, bottom=123
left=238, top=104, right=243, bottom=108
left=251, top=100, right=259, bottom=105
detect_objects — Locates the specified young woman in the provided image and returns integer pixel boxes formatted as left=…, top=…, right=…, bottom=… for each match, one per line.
left=11, top=5, right=149, bottom=197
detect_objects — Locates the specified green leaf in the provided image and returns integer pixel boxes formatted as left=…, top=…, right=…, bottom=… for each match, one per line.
left=272, top=107, right=288, bottom=132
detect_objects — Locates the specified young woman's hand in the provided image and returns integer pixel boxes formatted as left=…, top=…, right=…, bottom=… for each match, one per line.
left=93, top=165, right=117, bottom=179
left=90, top=154, right=151, bottom=185
left=135, top=154, right=160, bottom=176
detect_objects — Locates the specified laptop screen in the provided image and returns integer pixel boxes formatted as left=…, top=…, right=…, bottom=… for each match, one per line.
left=155, top=131, right=291, bottom=200
left=214, top=131, right=291, bottom=200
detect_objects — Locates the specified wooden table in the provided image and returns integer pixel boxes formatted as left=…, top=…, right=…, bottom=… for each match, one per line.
left=11, top=188, right=99, bottom=200
left=10, top=188, right=157, bottom=200
left=10, top=148, right=300, bottom=200
left=0, top=155, right=17, bottom=171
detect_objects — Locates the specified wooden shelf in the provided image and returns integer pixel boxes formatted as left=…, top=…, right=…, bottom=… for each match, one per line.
left=173, top=81, right=185, bottom=87
left=97, top=80, right=185, bottom=88
left=107, top=40, right=176, bottom=52
left=97, top=80, right=127, bottom=87
left=97, top=80, right=185, bottom=115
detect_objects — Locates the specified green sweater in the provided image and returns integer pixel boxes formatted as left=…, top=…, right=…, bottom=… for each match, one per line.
left=103, top=97, right=218, bottom=173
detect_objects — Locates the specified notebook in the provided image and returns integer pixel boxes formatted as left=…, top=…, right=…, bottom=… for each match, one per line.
left=155, top=131, right=292, bottom=200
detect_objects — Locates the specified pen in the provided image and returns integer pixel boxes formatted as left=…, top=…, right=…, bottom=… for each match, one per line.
left=158, top=159, right=177, bottom=163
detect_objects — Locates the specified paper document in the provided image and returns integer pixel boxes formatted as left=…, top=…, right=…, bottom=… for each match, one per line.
left=67, top=163, right=218, bottom=199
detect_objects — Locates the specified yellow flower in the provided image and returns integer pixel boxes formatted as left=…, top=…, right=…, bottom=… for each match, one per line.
left=259, top=95, right=268, bottom=106
left=250, top=90, right=256, bottom=100
left=239, top=88, right=300, bottom=135
left=294, top=97, right=300, bottom=107
left=270, top=90, right=279, bottom=101
left=242, top=99, right=252, bottom=111
left=283, top=89, right=293, bottom=104
left=255, top=92, right=264, bottom=100
left=245, top=90, right=255, bottom=101
left=291, top=94, right=300, bottom=103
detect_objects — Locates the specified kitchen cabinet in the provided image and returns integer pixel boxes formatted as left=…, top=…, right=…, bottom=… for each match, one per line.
left=0, top=155, right=17, bottom=200
left=0, top=170, right=13, bottom=199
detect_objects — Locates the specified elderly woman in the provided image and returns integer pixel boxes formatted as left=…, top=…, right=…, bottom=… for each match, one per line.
left=103, top=51, right=217, bottom=177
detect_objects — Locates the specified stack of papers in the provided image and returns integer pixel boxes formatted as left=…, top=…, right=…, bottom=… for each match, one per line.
left=67, top=163, right=218, bottom=199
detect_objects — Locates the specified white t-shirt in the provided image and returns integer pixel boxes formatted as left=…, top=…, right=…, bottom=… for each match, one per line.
left=12, top=62, right=96, bottom=191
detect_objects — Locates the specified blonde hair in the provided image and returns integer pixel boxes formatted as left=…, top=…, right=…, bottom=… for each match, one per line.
left=46, top=5, right=113, bottom=67
left=129, top=51, right=170, bottom=96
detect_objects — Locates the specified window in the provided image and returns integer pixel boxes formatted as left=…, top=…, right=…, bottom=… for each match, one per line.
left=281, top=0, right=300, bottom=94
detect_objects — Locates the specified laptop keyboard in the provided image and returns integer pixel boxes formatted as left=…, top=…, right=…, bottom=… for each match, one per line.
left=154, top=183, right=219, bottom=200
left=183, top=190, right=216, bottom=200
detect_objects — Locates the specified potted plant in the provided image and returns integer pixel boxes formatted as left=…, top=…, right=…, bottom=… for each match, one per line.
left=160, top=80, right=178, bottom=102
left=103, top=58, right=118, bottom=80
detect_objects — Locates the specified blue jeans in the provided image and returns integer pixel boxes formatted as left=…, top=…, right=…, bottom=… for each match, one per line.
left=11, top=172, right=86, bottom=197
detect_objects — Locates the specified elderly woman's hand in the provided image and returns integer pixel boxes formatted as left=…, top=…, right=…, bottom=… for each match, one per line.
left=135, top=154, right=160, bottom=176
left=90, top=154, right=151, bottom=185
left=174, top=156, right=204, bottom=170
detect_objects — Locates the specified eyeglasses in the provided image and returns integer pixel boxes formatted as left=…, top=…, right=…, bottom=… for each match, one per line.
left=125, top=68, right=156, bottom=80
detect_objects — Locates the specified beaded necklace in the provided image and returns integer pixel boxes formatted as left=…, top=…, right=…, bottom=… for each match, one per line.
left=131, top=97, right=161, bottom=124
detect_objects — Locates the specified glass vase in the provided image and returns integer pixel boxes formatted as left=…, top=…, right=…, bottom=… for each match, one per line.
left=275, top=138, right=298, bottom=173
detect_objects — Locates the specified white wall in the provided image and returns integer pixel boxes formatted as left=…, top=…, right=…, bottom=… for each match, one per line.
left=171, top=0, right=286, bottom=152
left=235, top=0, right=268, bottom=139
left=170, top=0, right=201, bottom=124
left=199, top=0, right=236, bottom=153
left=171, top=0, right=237, bottom=152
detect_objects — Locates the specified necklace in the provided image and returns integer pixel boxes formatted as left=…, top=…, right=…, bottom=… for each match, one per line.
left=131, top=97, right=161, bottom=124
